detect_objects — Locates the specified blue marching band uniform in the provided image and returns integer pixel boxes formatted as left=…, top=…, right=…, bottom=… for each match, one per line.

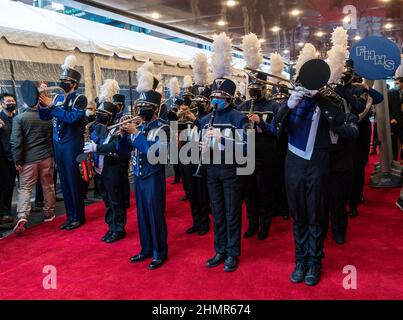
left=31, top=53, right=383, bottom=284
left=38, top=64, right=87, bottom=230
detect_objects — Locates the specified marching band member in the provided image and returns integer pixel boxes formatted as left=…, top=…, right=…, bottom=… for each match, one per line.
left=112, top=94, right=127, bottom=123
left=180, top=53, right=211, bottom=235
left=239, top=33, right=281, bottom=240
left=117, top=63, right=170, bottom=270
left=38, top=55, right=92, bottom=230
left=268, top=44, right=359, bottom=286
left=200, top=33, right=248, bottom=272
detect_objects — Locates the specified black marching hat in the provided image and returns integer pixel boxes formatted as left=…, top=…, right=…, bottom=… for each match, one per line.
left=195, top=85, right=212, bottom=102
left=60, top=68, right=81, bottom=83
left=137, top=91, right=161, bottom=108
left=112, top=94, right=125, bottom=104
left=100, top=101, right=119, bottom=118
left=248, top=70, right=267, bottom=88
left=211, top=78, right=236, bottom=98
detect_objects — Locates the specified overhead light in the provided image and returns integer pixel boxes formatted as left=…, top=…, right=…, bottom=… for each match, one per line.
left=271, top=26, right=281, bottom=32
left=354, top=35, right=361, bottom=41
left=384, top=23, right=393, bottom=29
left=283, top=49, right=290, bottom=54
left=380, top=0, right=391, bottom=3
left=151, top=12, right=161, bottom=19
left=226, top=0, right=237, bottom=7
left=315, top=31, right=325, bottom=37
left=298, top=42, right=304, bottom=47
left=217, top=19, right=227, bottom=26
left=290, top=9, right=301, bottom=16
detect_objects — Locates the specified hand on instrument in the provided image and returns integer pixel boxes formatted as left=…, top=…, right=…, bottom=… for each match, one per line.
left=205, top=127, right=222, bottom=141
left=287, top=88, right=305, bottom=109
left=39, top=93, right=52, bottom=108
left=248, top=113, right=260, bottom=124
left=122, top=122, right=138, bottom=135
left=186, top=111, right=196, bottom=122
left=83, top=140, right=97, bottom=153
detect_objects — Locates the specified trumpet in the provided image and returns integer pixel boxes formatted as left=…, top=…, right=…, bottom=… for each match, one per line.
left=245, top=68, right=299, bottom=92
left=38, top=86, right=66, bottom=106
left=176, top=104, right=198, bottom=123
left=107, top=115, right=142, bottom=130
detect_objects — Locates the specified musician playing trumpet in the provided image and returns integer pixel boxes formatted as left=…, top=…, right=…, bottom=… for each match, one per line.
left=116, top=67, right=170, bottom=270
left=82, top=102, right=131, bottom=243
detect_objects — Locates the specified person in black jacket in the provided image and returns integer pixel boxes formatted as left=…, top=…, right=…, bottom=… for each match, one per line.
left=83, top=102, right=130, bottom=243
left=388, top=77, right=403, bottom=161
left=0, top=93, right=17, bottom=225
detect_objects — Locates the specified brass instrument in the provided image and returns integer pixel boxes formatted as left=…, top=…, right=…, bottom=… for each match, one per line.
left=107, top=115, right=140, bottom=131
left=79, top=121, right=94, bottom=183
left=176, top=104, right=198, bottom=123
left=38, top=86, right=66, bottom=107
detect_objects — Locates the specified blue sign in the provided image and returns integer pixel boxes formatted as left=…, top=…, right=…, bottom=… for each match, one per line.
left=350, top=36, right=401, bottom=80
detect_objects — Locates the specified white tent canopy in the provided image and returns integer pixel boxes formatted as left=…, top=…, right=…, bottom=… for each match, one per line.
left=0, top=0, right=247, bottom=71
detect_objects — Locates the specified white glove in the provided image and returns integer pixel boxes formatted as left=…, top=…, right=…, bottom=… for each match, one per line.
left=287, top=88, right=305, bottom=109
left=83, top=141, right=97, bottom=153
left=85, top=109, right=95, bottom=117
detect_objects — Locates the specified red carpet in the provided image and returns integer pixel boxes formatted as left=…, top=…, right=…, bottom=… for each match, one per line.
left=1, top=156, right=403, bottom=300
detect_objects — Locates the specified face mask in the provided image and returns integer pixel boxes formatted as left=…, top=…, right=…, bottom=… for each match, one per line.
left=5, top=103, right=16, bottom=112
left=59, top=82, right=72, bottom=93
left=211, top=98, right=227, bottom=111
left=249, top=88, right=262, bottom=100
left=139, top=108, right=155, bottom=122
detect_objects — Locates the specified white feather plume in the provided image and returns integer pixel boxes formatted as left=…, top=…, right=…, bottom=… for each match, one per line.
left=242, top=33, right=263, bottom=70
left=295, top=43, right=317, bottom=78
left=61, top=55, right=77, bottom=70
left=136, top=71, right=153, bottom=93
left=192, top=53, right=209, bottom=86
left=331, top=26, right=348, bottom=48
left=98, top=79, right=120, bottom=103
left=211, top=32, right=233, bottom=79
left=326, top=27, right=349, bottom=84
left=155, top=82, right=163, bottom=95
left=207, top=71, right=214, bottom=84
left=183, top=75, right=193, bottom=88
left=169, top=77, right=180, bottom=98
left=136, top=61, right=155, bottom=81
left=269, top=53, right=284, bottom=76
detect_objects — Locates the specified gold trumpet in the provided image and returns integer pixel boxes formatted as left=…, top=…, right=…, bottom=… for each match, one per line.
left=245, top=67, right=299, bottom=92
left=39, top=86, right=66, bottom=106
left=107, top=115, right=142, bottom=130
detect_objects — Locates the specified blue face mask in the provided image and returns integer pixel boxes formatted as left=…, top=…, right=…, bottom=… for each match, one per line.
left=211, top=98, right=227, bottom=111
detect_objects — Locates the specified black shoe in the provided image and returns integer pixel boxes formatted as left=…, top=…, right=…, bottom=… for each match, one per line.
left=35, top=201, right=44, bottom=208
left=65, top=221, right=83, bottom=231
left=348, top=208, right=358, bottom=218
left=105, top=233, right=125, bottom=243
left=130, top=253, right=152, bottom=263
left=102, top=231, right=112, bottom=242
left=304, top=264, right=321, bottom=286
left=198, top=226, right=209, bottom=235
left=56, top=196, right=64, bottom=202
left=359, top=196, right=365, bottom=203
left=224, top=256, right=238, bottom=272
left=333, top=233, right=346, bottom=245
left=59, top=220, right=72, bottom=230
left=186, top=226, right=200, bottom=234
left=243, top=225, right=258, bottom=238
left=0, top=215, right=15, bottom=224
left=395, top=198, right=403, bottom=212
left=257, top=226, right=270, bottom=240
left=149, top=259, right=165, bottom=270
left=282, top=213, right=290, bottom=220
left=206, top=253, right=226, bottom=268
left=290, top=263, right=307, bottom=283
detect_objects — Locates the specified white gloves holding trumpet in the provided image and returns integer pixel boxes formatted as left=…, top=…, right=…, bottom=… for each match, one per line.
left=83, top=141, right=97, bottom=153
left=287, top=87, right=318, bottom=109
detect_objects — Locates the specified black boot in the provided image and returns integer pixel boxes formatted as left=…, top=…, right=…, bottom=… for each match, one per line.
left=333, top=232, right=346, bottom=245
left=243, top=225, right=258, bottom=238
left=304, top=264, right=321, bottom=286
left=290, top=263, right=307, bottom=283
left=348, top=207, right=358, bottom=218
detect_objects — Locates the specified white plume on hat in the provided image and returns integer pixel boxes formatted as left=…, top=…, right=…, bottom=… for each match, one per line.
left=169, top=77, right=180, bottom=98
left=183, top=75, right=193, bottom=88
left=295, top=43, right=317, bottom=78
left=269, top=53, right=284, bottom=76
left=242, top=33, right=263, bottom=70
left=192, top=53, right=209, bottom=86
left=61, top=54, right=77, bottom=70
left=211, top=32, right=233, bottom=79
left=327, top=27, right=349, bottom=83
left=99, top=79, right=120, bottom=103
left=136, top=61, right=155, bottom=93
